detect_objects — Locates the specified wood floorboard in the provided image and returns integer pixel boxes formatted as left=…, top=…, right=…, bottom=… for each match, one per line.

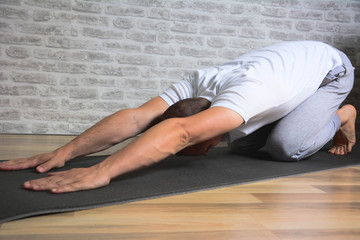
left=0, top=134, right=359, bottom=240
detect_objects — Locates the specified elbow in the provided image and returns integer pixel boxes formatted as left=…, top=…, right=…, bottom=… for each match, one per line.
left=162, top=118, right=192, bottom=153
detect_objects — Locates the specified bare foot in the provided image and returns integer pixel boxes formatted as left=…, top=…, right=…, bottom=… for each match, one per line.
left=329, top=104, right=357, bottom=155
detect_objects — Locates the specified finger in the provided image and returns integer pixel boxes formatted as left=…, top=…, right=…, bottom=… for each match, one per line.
left=36, top=158, right=65, bottom=173
left=0, top=157, right=40, bottom=170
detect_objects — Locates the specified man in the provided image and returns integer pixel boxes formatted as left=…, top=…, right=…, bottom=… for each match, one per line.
left=0, top=41, right=356, bottom=193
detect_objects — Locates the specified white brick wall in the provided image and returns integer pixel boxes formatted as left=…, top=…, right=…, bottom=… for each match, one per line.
left=0, top=0, right=359, bottom=134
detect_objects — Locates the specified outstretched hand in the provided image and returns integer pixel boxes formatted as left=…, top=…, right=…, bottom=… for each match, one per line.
left=0, top=151, right=67, bottom=173
left=24, top=165, right=111, bottom=193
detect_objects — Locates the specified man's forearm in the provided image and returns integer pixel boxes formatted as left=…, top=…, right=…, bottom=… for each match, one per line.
left=57, top=108, right=150, bottom=160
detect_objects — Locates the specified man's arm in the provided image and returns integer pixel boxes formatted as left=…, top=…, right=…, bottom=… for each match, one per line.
left=0, top=97, right=169, bottom=173
left=22, top=106, right=244, bottom=193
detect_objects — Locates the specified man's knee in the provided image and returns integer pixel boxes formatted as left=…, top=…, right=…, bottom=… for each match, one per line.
left=266, top=135, right=303, bottom=162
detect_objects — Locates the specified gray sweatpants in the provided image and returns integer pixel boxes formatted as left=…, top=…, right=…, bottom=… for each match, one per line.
left=229, top=50, right=355, bottom=161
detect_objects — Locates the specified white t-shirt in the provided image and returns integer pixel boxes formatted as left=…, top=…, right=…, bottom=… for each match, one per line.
left=160, top=41, right=343, bottom=144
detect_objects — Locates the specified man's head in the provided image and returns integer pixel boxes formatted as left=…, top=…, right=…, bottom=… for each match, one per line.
left=160, top=97, right=222, bottom=156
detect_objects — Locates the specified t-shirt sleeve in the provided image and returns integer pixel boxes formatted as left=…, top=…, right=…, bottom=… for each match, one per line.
left=160, top=75, right=195, bottom=106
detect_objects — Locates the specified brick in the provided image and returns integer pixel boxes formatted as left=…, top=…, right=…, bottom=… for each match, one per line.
left=141, top=67, right=167, bottom=78
left=24, top=0, right=71, bottom=11
left=42, top=62, right=87, bottom=74
left=160, top=58, right=195, bottom=68
left=69, top=123, right=91, bottom=134
left=305, top=33, right=332, bottom=44
left=158, top=33, right=173, bottom=43
left=325, top=11, right=351, bottom=23
left=90, top=65, right=139, bottom=76
left=218, top=48, right=246, bottom=60
left=167, top=69, right=195, bottom=79
left=148, top=8, right=170, bottom=20
left=54, top=12, right=72, bottom=22
left=0, top=122, right=28, bottom=133
left=179, top=47, right=217, bottom=58
left=230, top=4, right=245, bottom=14
left=89, top=102, right=130, bottom=113
left=60, top=76, right=80, bottom=86
left=264, top=19, right=292, bottom=30
left=113, top=17, right=135, bottom=29
left=69, top=112, right=105, bottom=124
left=217, top=16, right=256, bottom=27
left=45, top=36, right=71, bottom=49
left=16, top=22, right=71, bottom=36
left=126, top=90, right=158, bottom=101
left=262, top=7, right=288, bottom=18
left=24, top=110, right=68, bottom=121
left=289, top=10, right=323, bottom=20
left=175, top=35, right=204, bottom=46
left=83, top=77, right=117, bottom=87
left=352, top=2, right=360, bottom=11
left=269, top=30, right=304, bottom=40
left=105, top=6, right=145, bottom=17
left=0, top=59, right=42, bottom=71
left=170, top=11, right=198, bottom=22
left=124, top=0, right=166, bottom=7
left=31, top=122, right=49, bottom=134
left=73, top=14, right=109, bottom=26
left=0, top=0, right=21, bottom=5
left=316, top=22, right=339, bottom=33
left=191, top=1, right=227, bottom=13
left=71, top=51, right=113, bottom=63
left=261, top=0, right=289, bottom=7
left=0, top=110, right=21, bottom=120
left=0, top=84, right=38, bottom=96
left=82, top=27, right=124, bottom=39
left=48, top=36, right=100, bottom=50
left=171, top=22, right=198, bottom=33
left=333, top=35, right=360, bottom=45
left=0, top=22, right=12, bottom=32
left=239, top=27, right=266, bottom=39
left=144, top=45, right=175, bottom=56
left=62, top=99, right=86, bottom=111
left=0, top=98, right=10, bottom=107
left=34, top=48, right=70, bottom=60
left=0, top=72, right=7, bottom=81
left=0, top=6, right=29, bottom=20
left=11, top=72, right=57, bottom=85
left=200, top=26, right=237, bottom=36
left=228, top=40, right=264, bottom=50
left=72, top=1, right=102, bottom=13
left=137, top=19, right=170, bottom=31
left=6, top=46, right=30, bottom=58
left=14, top=98, right=58, bottom=109
left=33, top=9, right=51, bottom=21
left=70, top=88, right=98, bottom=99
left=117, top=54, right=157, bottom=66
left=125, top=78, right=157, bottom=89
left=305, top=1, right=344, bottom=11
left=39, top=86, right=68, bottom=97
left=126, top=30, right=156, bottom=43
left=0, top=34, right=42, bottom=46
left=355, top=14, right=360, bottom=23
left=101, top=89, right=124, bottom=100
left=207, top=37, right=226, bottom=48
left=102, top=42, right=141, bottom=52
left=295, top=21, right=313, bottom=31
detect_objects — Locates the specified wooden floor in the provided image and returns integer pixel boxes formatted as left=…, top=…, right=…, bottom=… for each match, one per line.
left=0, top=134, right=359, bottom=240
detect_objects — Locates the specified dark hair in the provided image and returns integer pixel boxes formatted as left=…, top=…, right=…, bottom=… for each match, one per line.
left=160, top=97, right=211, bottom=121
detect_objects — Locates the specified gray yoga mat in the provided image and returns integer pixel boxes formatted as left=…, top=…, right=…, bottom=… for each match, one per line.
left=1, top=145, right=359, bottom=223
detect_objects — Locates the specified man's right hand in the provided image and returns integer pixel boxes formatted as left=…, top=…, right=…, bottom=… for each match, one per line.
left=0, top=151, right=68, bottom=173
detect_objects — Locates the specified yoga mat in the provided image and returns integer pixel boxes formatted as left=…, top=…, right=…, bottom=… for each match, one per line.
left=1, top=146, right=359, bottom=223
